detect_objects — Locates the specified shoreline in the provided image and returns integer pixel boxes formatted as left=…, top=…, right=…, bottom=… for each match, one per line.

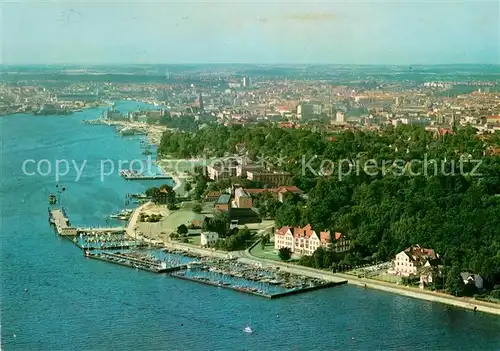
left=335, top=273, right=500, bottom=316
left=121, top=222, right=500, bottom=316
left=123, top=203, right=500, bottom=315
left=241, top=247, right=500, bottom=315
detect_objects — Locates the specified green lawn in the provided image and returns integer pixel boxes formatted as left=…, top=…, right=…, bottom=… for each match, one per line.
left=189, top=235, right=201, bottom=246
left=160, top=208, right=198, bottom=232
left=250, top=243, right=281, bottom=261
left=371, top=273, right=402, bottom=284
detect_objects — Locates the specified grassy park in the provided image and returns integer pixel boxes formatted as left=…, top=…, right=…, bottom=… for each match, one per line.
left=250, top=242, right=281, bottom=261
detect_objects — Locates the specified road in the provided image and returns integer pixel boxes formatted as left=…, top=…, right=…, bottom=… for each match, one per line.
left=125, top=201, right=152, bottom=239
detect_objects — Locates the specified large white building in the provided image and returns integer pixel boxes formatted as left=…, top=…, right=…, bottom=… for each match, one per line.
left=274, top=224, right=350, bottom=256
left=200, top=232, right=219, bottom=247
left=391, top=245, right=439, bottom=277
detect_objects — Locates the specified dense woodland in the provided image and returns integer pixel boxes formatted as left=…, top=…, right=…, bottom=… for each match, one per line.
left=159, top=124, right=500, bottom=286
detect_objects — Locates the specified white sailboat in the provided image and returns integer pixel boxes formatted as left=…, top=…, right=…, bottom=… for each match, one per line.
left=243, top=316, right=253, bottom=334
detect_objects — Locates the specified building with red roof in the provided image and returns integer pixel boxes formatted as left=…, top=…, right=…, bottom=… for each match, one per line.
left=391, top=245, right=440, bottom=277
left=274, top=224, right=351, bottom=256
left=487, top=115, right=500, bottom=124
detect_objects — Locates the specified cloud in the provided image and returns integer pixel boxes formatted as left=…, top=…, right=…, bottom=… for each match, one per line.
left=284, top=13, right=337, bottom=21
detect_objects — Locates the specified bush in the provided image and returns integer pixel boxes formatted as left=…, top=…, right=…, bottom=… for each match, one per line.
left=278, top=247, right=292, bottom=261
left=490, top=288, right=500, bottom=299
left=177, top=224, right=188, bottom=235
left=167, top=203, right=179, bottom=211
left=193, top=203, right=203, bottom=213
left=169, top=232, right=179, bottom=239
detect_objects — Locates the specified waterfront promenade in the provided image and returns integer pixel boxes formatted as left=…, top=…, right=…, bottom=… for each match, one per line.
left=96, top=199, right=500, bottom=315
left=334, top=272, right=500, bottom=316
left=125, top=201, right=152, bottom=239
left=159, top=238, right=500, bottom=315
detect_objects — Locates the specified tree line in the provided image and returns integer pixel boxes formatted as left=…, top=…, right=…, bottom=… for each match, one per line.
left=158, top=124, right=500, bottom=286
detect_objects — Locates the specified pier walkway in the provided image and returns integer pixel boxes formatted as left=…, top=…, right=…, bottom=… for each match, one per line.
left=49, top=208, right=124, bottom=236
left=77, top=226, right=125, bottom=234
left=49, top=208, right=76, bottom=235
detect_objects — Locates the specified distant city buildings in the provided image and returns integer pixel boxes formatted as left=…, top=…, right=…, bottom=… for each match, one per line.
left=297, top=102, right=322, bottom=120
left=242, top=76, right=251, bottom=88
left=336, top=111, right=345, bottom=123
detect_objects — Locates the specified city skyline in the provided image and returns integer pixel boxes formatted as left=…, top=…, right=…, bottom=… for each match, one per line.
left=2, top=0, right=499, bottom=65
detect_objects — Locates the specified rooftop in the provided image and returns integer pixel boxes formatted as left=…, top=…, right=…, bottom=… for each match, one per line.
left=216, top=194, right=231, bottom=204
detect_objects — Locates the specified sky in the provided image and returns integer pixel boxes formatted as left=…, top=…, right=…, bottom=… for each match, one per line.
left=1, top=0, right=499, bottom=65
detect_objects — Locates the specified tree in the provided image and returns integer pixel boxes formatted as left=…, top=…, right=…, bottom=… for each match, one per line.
left=261, top=233, right=270, bottom=248
left=145, top=186, right=160, bottom=198
left=167, top=203, right=178, bottom=210
left=215, top=226, right=253, bottom=251
left=193, top=178, right=207, bottom=201
left=202, top=211, right=230, bottom=236
left=212, top=211, right=230, bottom=236
left=184, top=182, right=192, bottom=193
left=193, top=203, right=203, bottom=213
left=313, top=247, right=326, bottom=268
left=169, top=232, right=179, bottom=240
left=156, top=123, right=500, bottom=287
left=177, top=224, right=188, bottom=235
left=278, top=247, right=292, bottom=261
left=446, top=265, right=466, bottom=297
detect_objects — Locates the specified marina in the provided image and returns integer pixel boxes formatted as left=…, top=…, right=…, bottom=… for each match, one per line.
left=48, top=206, right=343, bottom=298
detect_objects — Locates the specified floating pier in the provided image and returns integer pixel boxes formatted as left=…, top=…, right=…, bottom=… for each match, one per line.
left=120, top=170, right=172, bottom=180
left=86, top=251, right=187, bottom=273
left=170, top=273, right=272, bottom=298
left=77, top=227, right=125, bottom=235
left=169, top=272, right=346, bottom=299
left=76, top=241, right=148, bottom=251
left=268, top=281, right=347, bottom=299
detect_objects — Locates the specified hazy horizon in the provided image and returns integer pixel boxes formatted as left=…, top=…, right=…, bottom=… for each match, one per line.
left=2, top=0, right=499, bottom=65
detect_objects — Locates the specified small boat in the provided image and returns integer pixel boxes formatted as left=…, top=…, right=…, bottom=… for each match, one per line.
left=243, top=325, right=253, bottom=334
left=49, top=194, right=57, bottom=204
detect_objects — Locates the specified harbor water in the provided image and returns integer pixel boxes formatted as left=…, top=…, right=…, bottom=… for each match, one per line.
left=1, top=103, right=500, bottom=350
